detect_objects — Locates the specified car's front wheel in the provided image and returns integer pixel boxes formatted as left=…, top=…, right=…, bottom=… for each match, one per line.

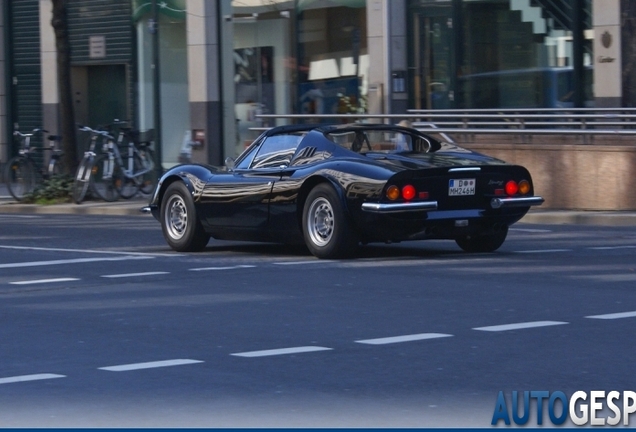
left=302, top=183, right=358, bottom=259
left=160, top=181, right=209, bottom=252
left=455, top=226, right=508, bottom=253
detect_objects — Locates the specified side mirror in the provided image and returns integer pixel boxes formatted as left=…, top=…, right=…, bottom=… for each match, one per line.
left=224, top=157, right=235, bottom=170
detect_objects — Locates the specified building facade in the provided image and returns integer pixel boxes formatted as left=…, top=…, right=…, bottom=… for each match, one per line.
left=0, top=0, right=631, bottom=170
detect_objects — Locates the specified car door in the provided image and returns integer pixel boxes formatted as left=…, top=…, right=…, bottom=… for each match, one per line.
left=202, top=134, right=301, bottom=230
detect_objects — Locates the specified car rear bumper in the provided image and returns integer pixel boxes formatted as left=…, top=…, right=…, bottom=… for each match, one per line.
left=361, top=201, right=438, bottom=213
left=490, top=196, right=544, bottom=209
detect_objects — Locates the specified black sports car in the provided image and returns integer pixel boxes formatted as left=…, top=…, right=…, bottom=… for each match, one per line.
left=144, top=123, right=543, bottom=258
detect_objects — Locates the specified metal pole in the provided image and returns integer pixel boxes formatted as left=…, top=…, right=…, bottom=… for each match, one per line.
left=151, top=0, right=163, bottom=178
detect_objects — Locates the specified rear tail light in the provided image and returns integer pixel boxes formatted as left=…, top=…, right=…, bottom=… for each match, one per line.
left=402, top=185, right=416, bottom=201
left=505, top=180, right=518, bottom=196
left=386, top=185, right=400, bottom=200
left=386, top=184, right=424, bottom=201
left=518, top=179, right=530, bottom=195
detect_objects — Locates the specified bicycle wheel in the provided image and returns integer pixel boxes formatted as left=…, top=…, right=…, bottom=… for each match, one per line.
left=137, top=147, right=156, bottom=195
left=90, top=153, right=120, bottom=202
left=5, top=156, right=37, bottom=201
left=73, top=156, right=93, bottom=204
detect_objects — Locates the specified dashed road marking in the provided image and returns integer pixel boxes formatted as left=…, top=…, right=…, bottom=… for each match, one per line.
left=10, top=277, right=80, bottom=285
left=473, top=320, right=569, bottom=332
left=588, top=246, right=636, bottom=250
left=189, top=265, right=256, bottom=271
left=0, top=255, right=152, bottom=269
left=513, top=249, right=572, bottom=254
left=586, top=311, right=636, bottom=320
left=273, top=260, right=335, bottom=265
left=355, top=333, right=453, bottom=345
left=0, top=373, right=65, bottom=385
left=573, top=274, right=636, bottom=282
left=101, top=271, right=170, bottom=278
left=0, top=244, right=172, bottom=257
left=231, top=346, right=333, bottom=358
left=98, top=359, right=204, bottom=372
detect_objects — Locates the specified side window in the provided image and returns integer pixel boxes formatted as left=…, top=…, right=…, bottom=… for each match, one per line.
left=250, top=134, right=303, bottom=169
left=235, top=145, right=259, bottom=170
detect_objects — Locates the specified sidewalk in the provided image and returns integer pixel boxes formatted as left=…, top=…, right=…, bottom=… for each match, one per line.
left=1, top=183, right=636, bottom=225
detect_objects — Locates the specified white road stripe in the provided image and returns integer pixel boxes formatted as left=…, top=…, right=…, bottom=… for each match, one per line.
left=0, top=373, right=65, bottom=385
left=0, top=255, right=152, bottom=269
left=273, top=260, right=335, bottom=265
left=573, top=274, right=636, bottom=282
left=473, top=321, right=568, bottom=332
left=589, top=246, right=636, bottom=250
left=231, top=346, right=333, bottom=358
left=0, top=244, right=172, bottom=257
left=510, top=228, right=552, bottom=233
left=10, top=278, right=80, bottom=285
left=355, top=333, right=453, bottom=345
left=586, top=311, right=636, bottom=320
left=98, top=359, right=204, bottom=372
left=513, top=249, right=571, bottom=254
left=101, top=271, right=170, bottom=278
left=189, top=265, right=256, bottom=271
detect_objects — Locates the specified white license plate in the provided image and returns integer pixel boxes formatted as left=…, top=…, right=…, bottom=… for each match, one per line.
left=449, top=178, right=476, bottom=196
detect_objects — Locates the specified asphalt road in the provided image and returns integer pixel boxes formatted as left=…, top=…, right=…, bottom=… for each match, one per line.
left=1, top=213, right=635, bottom=427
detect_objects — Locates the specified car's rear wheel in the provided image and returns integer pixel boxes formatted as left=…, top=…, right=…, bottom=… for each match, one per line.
left=455, top=226, right=508, bottom=253
left=303, top=183, right=358, bottom=259
left=160, top=181, right=209, bottom=252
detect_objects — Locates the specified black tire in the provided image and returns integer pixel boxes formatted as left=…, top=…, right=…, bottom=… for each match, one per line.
left=160, top=182, right=209, bottom=252
left=90, top=154, right=120, bottom=202
left=5, top=156, right=36, bottom=201
left=302, top=183, right=358, bottom=259
left=455, top=226, right=509, bottom=253
left=72, top=157, right=93, bottom=204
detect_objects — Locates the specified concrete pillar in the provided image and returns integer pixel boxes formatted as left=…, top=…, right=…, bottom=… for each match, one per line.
left=593, top=0, right=621, bottom=107
left=186, top=0, right=223, bottom=165
left=0, top=0, right=7, bottom=162
left=40, top=0, right=59, bottom=134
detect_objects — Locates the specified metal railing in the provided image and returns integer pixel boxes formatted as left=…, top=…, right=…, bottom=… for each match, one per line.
left=255, top=109, right=636, bottom=144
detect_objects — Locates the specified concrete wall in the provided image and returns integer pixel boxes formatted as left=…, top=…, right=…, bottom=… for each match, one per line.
left=462, top=141, right=636, bottom=210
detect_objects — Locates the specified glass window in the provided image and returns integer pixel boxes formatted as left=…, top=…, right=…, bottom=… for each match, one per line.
left=251, top=134, right=304, bottom=169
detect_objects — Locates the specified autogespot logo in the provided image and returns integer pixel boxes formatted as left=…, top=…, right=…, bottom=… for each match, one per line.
left=491, top=391, right=636, bottom=426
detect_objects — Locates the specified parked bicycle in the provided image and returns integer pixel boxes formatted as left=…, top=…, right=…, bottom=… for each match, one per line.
left=73, top=124, right=117, bottom=204
left=73, top=122, right=156, bottom=204
left=108, top=125, right=156, bottom=199
left=4, top=128, right=63, bottom=201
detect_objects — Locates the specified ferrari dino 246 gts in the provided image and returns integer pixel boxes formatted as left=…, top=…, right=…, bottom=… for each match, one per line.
left=144, top=123, right=544, bottom=258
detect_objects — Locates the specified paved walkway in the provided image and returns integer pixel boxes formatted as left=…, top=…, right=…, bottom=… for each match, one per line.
left=1, top=183, right=636, bottom=225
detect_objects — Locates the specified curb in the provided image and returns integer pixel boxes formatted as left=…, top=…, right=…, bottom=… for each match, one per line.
left=2, top=200, right=636, bottom=226
left=0, top=200, right=148, bottom=217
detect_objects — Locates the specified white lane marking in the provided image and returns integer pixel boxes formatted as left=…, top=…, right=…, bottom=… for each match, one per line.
left=0, top=373, right=65, bottom=385
left=101, top=271, right=170, bottom=278
left=473, top=320, right=568, bottom=332
left=0, top=244, right=173, bottom=257
left=510, top=228, right=552, bottom=233
left=10, top=278, right=80, bottom=285
left=589, top=245, right=636, bottom=250
left=189, top=265, right=256, bottom=271
left=355, top=333, right=453, bottom=345
left=273, top=260, right=335, bottom=265
left=586, top=311, right=636, bottom=320
left=513, top=249, right=572, bottom=254
left=98, top=359, right=204, bottom=372
left=573, top=274, right=636, bottom=282
left=0, top=255, right=152, bottom=269
left=231, top=346, right=333, bottom=358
